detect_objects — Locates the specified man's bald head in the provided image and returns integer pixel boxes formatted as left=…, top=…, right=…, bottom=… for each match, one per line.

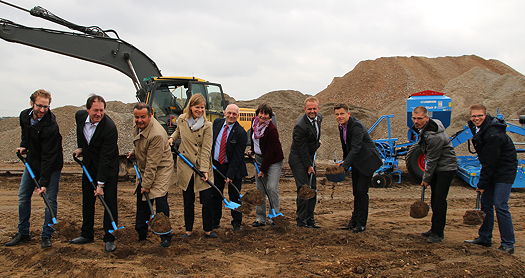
left=224, top=104, right=240, bottom=124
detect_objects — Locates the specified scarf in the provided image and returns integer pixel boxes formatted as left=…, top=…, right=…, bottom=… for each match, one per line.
left=187, top=116, right=205, bottom=131
left=252, top=116, right=270, bottom=139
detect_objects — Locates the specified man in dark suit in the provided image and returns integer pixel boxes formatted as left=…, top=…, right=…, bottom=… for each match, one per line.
left=70, top=95, right=119, bottom=252
left=335, top=104, right=382, bottom=233
left=211, top=104, right=248, bottom=231
left=289, top=96, right=322, bottom=228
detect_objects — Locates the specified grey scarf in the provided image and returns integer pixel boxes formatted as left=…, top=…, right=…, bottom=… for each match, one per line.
left=187, top=116, right=205, bottom=131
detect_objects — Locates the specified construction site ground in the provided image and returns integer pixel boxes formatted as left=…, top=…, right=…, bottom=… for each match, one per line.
left=0, top=163, right=523, bottom=278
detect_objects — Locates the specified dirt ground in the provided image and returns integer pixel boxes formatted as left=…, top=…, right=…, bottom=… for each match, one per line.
left=0, top=163, right=524, bottom=278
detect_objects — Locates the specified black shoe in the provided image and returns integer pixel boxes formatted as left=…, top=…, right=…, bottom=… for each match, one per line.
left=104, top=241, right=116, bottom=252
left=498, top=245, right=515, bottom=254
left=69, top=236, right=94, bottom=244
left=232, top=224, right=242, bottom=231
left=205, top=232, right=218, bottom=238
left=464, top=238, right=492, bottom=247
left=352, top=226, right=366, bottom=233
left=427, top=234, right=443, bottom=243
left=421, top=230, right=432, bottom=237
left=252, top=221, right=266, bottom=227
left=339, top=222, right=356, bottom=230
left=41, top=237, right=52, bottom=249
left=181, top=233, right=193, bottom=238
left=5, top=233, right=31, bottom=246
left=160, top=238, right=171, bottom=248
left=307, top=223, right=321, bottom=229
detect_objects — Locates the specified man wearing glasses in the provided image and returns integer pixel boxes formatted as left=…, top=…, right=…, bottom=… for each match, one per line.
left=411, top=106, right=457, bottom=243
left=464, top=104, right=517, bottom=254
left=5, top=89, right=63, bottom=249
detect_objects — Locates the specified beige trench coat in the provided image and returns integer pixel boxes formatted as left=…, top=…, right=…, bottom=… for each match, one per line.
left=170, top=114, right=213, bottom=192
left=133, top=118, right=174, bottom=200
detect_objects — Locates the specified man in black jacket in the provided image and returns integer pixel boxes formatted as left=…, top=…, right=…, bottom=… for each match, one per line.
left=211, top=104, right=248, bottom=231
left=289, top=97, right=322, bottom=228
left=335, top=104, right=382, bottom=233
left=5, top=89, right=63, bottom=249
left=70, top=95, right=119, bottom=252
left=411, top=106, right=457, bottom=243
left=464, top=104, right=517, bottom=254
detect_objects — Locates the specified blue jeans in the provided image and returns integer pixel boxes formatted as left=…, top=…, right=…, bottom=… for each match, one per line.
left=17, top=169, right=60, bottom=238
left=478, top=183, right=515, bottom=248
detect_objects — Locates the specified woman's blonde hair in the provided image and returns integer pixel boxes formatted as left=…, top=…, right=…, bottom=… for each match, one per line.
left=183, top=94, right=207, bottom=119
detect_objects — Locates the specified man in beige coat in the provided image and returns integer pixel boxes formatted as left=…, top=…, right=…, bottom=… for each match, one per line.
left=132, top=103, right=174, bottom=247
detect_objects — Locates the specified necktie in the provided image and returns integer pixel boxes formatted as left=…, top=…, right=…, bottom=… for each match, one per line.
left=218, top=125, right=229, bottom=164
left=312, top=119, right=318, bottom=137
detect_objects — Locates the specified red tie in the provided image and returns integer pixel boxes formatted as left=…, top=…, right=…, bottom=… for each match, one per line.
left=218, top=125, right=229, bottom=164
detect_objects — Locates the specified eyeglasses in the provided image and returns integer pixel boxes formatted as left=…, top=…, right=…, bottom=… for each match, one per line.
left=34, top=103, right=50, bottom=109
left=258, top=115, right=270, bottom=120
left=470, top=114, right=485, bottom=119
left=411, top=116, right=425, bottom=120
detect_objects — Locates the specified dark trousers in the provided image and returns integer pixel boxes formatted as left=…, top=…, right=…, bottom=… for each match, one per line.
left=349, top=170, right=370, bottom=227
left=479, top=182, right=515, bottom=248
left=291, top=166, right=317, bottom=225
left=183, top=177, right=214, bottom=232
left=429, top=170, right=454, bottom=237
left=80, top=175, right=118, bottom=242
left=212, top=162, right=242, bottom=227
left=135, top=193, right=171, bottom=240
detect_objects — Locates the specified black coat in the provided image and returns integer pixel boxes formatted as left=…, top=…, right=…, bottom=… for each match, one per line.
left=289, top=114, right=322, bottom=170
left=75, top=110, right=119, bottom=183
left=468, top=115, right=517, bottom=189
left=212, top=118, right=248, bottom=179
left=19, top=108, right=63, bottom=187
left=340, top=116, right=382, bottom=177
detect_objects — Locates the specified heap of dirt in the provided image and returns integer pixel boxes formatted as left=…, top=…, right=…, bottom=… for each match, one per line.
left=315, top=55, right=525, bottom=158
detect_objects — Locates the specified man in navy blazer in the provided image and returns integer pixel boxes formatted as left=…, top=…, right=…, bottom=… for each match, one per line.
left=335, top=104, right=382, bottom=233
left=70, top=95, right=119, bottom=252
left=211, top=104, right=248, bottom=231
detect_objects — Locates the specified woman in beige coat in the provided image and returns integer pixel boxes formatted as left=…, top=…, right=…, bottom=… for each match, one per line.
left=169, top=94, right=217, bottom=238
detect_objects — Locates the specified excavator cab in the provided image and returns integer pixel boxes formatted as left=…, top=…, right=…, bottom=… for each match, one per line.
left=145, top=77, right=226, bottom=134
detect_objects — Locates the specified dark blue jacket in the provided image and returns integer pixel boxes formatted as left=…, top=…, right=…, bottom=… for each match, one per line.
left=468, top=115, right=517, bottom=189
left=212, top=118, right=248, bottom=179
left=340, top=116, right=382, bottom=177
left=19, top=108, right=63, bottom=187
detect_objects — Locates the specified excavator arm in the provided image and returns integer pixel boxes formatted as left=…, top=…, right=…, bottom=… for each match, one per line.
left=0, top=18, right=161, bottom=99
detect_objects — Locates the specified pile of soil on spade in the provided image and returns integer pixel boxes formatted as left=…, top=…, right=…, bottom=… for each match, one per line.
left=149, top=212, right=172, bottom=234
left=298, top=185, right=316, bottom=199
left=463, top=210, right=485, bottom=225
left=242, top=189, right=264, bottom=206
left=410, top=200, right=429, bottom=219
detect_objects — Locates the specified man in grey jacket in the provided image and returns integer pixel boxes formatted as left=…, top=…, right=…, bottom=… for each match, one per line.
left=411, top=106, right=457, bottom=243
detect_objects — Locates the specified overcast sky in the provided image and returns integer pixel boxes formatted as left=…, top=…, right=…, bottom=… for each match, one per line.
left=1, top=0, right=524, bottom=116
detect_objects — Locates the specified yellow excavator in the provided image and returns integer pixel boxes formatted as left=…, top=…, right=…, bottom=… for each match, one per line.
left=0, top=1, right=255, bottom=135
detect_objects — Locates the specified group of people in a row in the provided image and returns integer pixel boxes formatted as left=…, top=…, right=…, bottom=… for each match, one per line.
left=4, top=90, right=517, bottom=255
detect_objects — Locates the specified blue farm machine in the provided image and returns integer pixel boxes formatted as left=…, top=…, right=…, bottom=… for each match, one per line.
left=368, top=90, right=525, bottom=189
